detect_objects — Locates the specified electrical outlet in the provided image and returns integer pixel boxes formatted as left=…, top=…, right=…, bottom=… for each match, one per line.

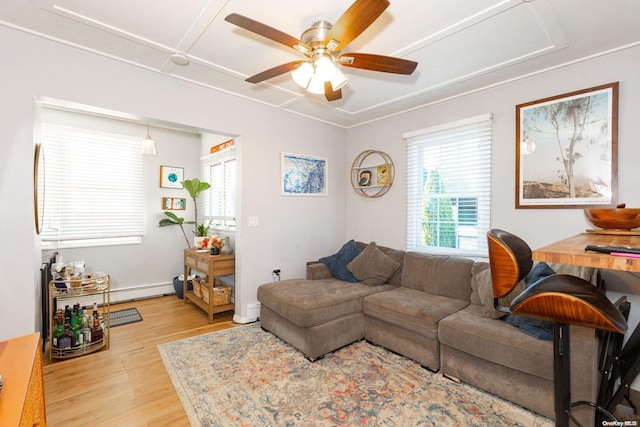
left=272, top=269, right=280, bottom=275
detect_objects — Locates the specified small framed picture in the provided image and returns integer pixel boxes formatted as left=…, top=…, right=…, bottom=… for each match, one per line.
left=160, top=166, right=184, bottom=188
left=359, top=169, right=372, bottom=187
left=162, top=197, right=186, bottom=210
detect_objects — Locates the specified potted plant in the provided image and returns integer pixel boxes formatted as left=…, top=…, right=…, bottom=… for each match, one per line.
left=182, top=178, right=211, bottom=237
left=194, top=219, right=213, bottom=248
left=158, top=177, right=212, bottom=298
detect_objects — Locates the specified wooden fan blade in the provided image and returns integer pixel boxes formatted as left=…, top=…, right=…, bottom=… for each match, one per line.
left=246, top=61, right=304, bottom=84
left=324, top=0, right=390, bottom=51
left=324, top=81, right=342, bottom=102
left=338, top=53, right=417, bottom=74
left=225, top=13, right=309, bottom=53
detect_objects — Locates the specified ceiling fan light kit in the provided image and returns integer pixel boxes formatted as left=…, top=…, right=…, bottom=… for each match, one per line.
left=224, top=0, right=418, bottom=102
left=307, top=74, right=328, bottom=95
left=292, top=51, right=349, bottom=94
left=291, top=62, right=313, bottom=87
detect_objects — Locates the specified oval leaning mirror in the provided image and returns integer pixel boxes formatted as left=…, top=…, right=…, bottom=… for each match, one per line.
left=34, top=143, right=45, bottom=234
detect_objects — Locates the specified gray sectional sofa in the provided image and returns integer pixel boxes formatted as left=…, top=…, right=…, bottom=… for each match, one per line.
left=257, top=240, right=602, bottom=425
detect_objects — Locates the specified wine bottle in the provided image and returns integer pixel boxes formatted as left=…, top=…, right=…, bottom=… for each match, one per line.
left=82, top=315, right=92, bottom=344
left=71, top=305, right=82, bottom=346
left=52, top=314, right=65, bottom=348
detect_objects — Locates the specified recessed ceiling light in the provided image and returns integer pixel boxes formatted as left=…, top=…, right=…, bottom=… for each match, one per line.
left=170, top=52, right=190, bottom=66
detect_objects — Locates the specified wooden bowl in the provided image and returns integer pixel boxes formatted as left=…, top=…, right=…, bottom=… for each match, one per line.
left=584, top=208, right=640, bottom=230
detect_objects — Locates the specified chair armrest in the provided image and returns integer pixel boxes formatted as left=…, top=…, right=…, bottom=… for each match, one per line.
left=306, top=262, right=334, bottom=280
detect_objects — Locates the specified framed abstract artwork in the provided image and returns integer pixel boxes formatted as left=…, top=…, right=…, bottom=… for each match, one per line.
left=281, top=152, right=328, bottom=196
left=160, top=165, right=184, bottom=189
left=516, top=82, right=618, bottom=208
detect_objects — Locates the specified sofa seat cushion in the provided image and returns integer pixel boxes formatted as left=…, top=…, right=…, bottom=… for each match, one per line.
left=258, top=278, right=394, bottom=328
left=439, top=305, right=553, bottom=380
left=363, top=287, right=469, bottom=340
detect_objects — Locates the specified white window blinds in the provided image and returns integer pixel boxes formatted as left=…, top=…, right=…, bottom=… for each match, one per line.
left=201, top=148, right=236, bottom=229
left=41, top=123, right=144, bottom=247
left=404, top=114, right=492, bottom=256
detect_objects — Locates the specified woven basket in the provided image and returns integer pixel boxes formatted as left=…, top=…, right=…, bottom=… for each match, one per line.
left=192, top=278, right=203, bottom=298
left=203, top=284, right=231, bottom=306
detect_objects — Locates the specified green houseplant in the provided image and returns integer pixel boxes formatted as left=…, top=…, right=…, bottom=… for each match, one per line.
left=159, top=177, right=211, bottom=298
left=195, top=220, right=213, bottom=238
left=182, top=178, right=211, bottom=237
left=159, top=211, right=193, bottom=248
left=158, top=178, right=212, bottom=246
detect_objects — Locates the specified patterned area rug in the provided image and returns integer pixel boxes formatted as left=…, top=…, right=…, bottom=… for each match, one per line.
left=108, top=307, right=143, bottom=328
left=158, top=324, right=553, bottom=426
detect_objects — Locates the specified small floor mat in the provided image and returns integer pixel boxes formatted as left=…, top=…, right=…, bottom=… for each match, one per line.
left=108, top=308, right=143, bottom=328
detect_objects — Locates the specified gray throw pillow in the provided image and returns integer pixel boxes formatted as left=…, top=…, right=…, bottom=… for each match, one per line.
left=474, top=265, right=525, bottom=319
left=475, top=267, right=505, bottom=319
left=348, top=241, right=401, bottom=286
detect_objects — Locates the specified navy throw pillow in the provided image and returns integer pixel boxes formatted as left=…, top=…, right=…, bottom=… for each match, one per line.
left=504, top=262, right=556, bottom=341
left=525, top=262, right=556, bottom=286
left=319, top=240, right=362, bottom=282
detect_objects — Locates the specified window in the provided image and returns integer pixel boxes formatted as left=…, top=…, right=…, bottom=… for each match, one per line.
left=41, top=123, right=144, bottom=248
left=201, top=147, right=236, bottom=229
left=404, top=114, right=492, bottom=256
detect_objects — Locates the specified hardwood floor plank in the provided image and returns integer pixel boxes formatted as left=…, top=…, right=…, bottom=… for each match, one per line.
left=43, top=295, right=240, bottom=426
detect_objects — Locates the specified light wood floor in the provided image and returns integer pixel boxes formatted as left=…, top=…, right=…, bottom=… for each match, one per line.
left=43, top=295, right=239, bottom=426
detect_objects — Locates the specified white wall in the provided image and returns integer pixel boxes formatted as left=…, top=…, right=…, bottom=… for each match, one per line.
left=345, top=46, right=640, bottom=249
left=0, top=25, right=346, bottom=340
left=345, top=45, right=640, bottom=390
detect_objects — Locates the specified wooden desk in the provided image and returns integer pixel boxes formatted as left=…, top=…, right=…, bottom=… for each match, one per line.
left=183, top=250, right=235, bottom=323
left=533, top=232, right=640, bottom=273
left=0, top=333, right=46, bottom=426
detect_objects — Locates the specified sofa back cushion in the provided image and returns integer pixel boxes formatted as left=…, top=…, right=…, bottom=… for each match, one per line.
left=401, top=252, right=473, bottom=302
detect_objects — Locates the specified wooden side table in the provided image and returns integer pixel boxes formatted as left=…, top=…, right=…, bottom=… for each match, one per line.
left=0, top=333, right=46, bottom=426
left=183, top=249, right=235, bottom=323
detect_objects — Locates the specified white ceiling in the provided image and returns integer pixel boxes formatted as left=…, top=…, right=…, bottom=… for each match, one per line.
left=1, top=0, right=639, bottom=128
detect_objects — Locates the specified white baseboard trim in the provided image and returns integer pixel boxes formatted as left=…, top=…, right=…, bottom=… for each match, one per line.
left=233, top=303, right=260, bottom=324
left=109, top=283, right=175, bottom=304
left=233, top=313, right=259, bottom=324
left=55, top=282, right=175, bottom=310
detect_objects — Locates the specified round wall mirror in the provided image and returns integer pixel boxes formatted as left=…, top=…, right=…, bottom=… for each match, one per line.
left=34, top=143, right=45, bottom=234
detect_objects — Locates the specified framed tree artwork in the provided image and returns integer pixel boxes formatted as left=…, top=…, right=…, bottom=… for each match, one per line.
left=516, top=82, right=618, bottom=208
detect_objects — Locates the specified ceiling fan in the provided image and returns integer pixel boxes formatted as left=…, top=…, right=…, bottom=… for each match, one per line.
left=225, top=0, right=418, bottom=102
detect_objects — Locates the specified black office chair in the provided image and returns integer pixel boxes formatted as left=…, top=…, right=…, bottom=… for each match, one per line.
left=487, top=229, right=628, bottom=427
